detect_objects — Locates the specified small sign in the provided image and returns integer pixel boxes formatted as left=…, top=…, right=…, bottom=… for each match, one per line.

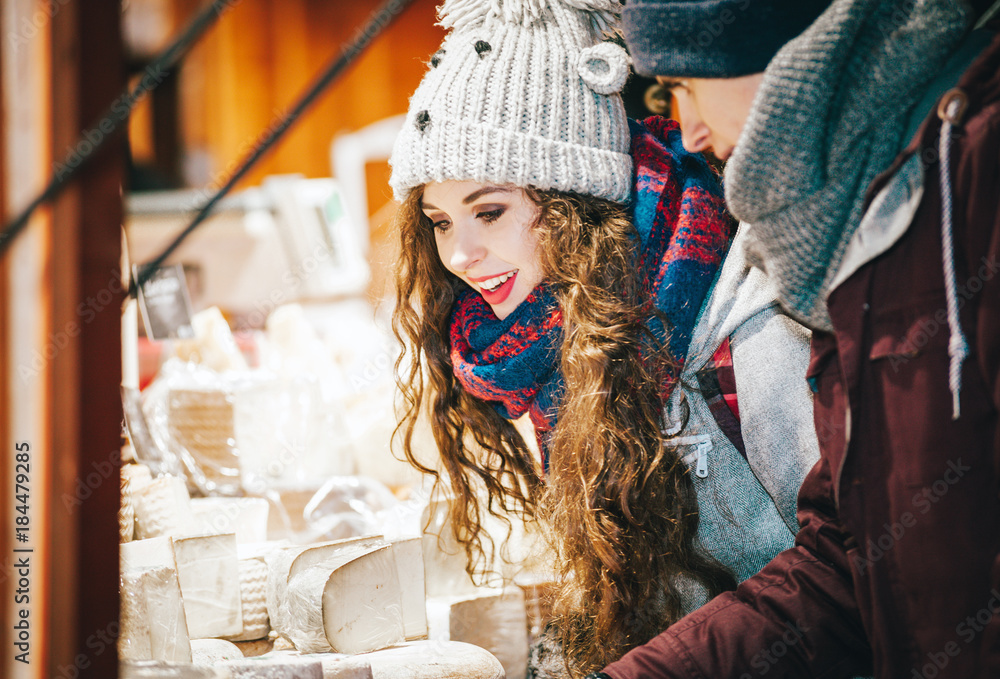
left=134, top=264, right=195, bottom=340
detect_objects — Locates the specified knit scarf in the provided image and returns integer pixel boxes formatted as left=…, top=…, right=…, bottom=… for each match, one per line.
left=725, top=0, right=972, bottom=331
left=449, top=116, right=730, bottom=457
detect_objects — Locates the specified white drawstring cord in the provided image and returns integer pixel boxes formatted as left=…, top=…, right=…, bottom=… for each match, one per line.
left=937, top=91, right=969, bottom=420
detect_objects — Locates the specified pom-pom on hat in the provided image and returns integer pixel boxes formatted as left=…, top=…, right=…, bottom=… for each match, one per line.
left=389, top=0, right=633, bottom=203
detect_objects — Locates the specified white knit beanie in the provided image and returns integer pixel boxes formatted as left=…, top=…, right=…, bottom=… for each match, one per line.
left=389, top=0, right=632, bottom=204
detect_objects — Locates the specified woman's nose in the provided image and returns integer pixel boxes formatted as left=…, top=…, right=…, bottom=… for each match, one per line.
left=448, top=226, right=487, bottom=272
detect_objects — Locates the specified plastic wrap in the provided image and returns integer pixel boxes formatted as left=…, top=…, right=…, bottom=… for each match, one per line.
left=132, top=475, right=198, bottom=540
left=119, top=567, right=192, bottom=663
left=191, top=638, right=243, bottom=664
left=120, top=661, right=231, bottom=679
left=223, top=557, right=271, bottom=642
left=221, top=654, right=323, bottom=679
left=428, top=588, right=529, bottom=679
left=172, top=533, right=243, bottom=639
left=141, top=359, right=249, bottom=496
left=300, top=476, right=398, bottom=543
left=119, top=570, right=152, bottom=660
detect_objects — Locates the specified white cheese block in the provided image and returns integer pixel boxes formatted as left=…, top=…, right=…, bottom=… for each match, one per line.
left=120, top=536, right=176, bottom=572
left=281, top=545, right=404, bottom=654
left=221, top=654, right=323, bottom=679
left=265, top=536, right=385, bottom=635
left=427, top=588, right=528, bottom=679
left=223, top=557, right=271, bottom=642
left=420, top=500, right=480, bottom=598
left=192, top=638, right=243, bottom=664
left=119, top=566, right=193, bottom=663
left=388, top=537, right=427, bottom=640
left=132, top=475, right=198, bottom=539
left=173, top=533, right=243, bottom=638
left=191, top=497, right=269, bottom=545
left=366, top=640, right=505, bottom=679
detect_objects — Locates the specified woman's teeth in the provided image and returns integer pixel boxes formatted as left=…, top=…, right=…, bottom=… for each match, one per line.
left=478, top=270, right=516, bottom=292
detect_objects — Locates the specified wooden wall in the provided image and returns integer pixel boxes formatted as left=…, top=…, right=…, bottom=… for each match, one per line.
left=167, top=0, right=443, bottom=214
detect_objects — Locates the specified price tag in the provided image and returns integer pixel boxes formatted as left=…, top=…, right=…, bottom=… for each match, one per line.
left=134, top=264, right=195, bottom=340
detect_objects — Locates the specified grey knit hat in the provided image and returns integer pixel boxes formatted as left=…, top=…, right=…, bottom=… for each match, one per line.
left=389, top=0, right=633, bottom=203
left=622, top=0, right=832, bottom=78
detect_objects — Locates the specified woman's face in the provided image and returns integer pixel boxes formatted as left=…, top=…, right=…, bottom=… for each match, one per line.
left=422, top=180, right=544, bottom=320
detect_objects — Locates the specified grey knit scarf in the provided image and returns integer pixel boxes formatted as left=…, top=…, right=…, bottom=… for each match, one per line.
left=724, top=0, right=972, bottom=331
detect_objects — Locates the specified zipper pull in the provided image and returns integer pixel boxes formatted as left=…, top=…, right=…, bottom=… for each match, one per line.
left=695, top=441, right=710, bottom=479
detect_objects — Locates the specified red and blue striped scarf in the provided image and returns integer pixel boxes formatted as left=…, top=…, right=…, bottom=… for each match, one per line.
left=449, top=117, right=731, bottom=460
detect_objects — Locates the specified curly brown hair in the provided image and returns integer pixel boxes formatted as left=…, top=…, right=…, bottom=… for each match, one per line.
left=392, top=184, right=735, bottom=675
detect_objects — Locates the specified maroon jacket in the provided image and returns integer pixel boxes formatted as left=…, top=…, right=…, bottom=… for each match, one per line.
left=603, top=32, right=1000, bottom=679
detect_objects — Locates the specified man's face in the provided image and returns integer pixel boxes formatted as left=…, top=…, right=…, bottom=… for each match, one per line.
left=657, top=73, right=763, bottom=161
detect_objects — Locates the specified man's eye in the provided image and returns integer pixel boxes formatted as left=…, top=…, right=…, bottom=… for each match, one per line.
left=478, top=208, right=504, bottom=223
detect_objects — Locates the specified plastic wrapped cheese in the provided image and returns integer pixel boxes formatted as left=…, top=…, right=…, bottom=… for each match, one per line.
left=281, top=545, right=404, bottom=654
left=120, top=661, right=231, bottom=679
left=223, top=557, right=271, bottom=642
left=427, top=588, right=528, bottom=679
left=119, top=567, right=192, bottom=663
left=173, top=533, right=243, bottom=639
left=265, top=536, right=385, bottom=635
left=221, top=654, right=323, bottom=679
left=119, top=571, right=153, bottom=661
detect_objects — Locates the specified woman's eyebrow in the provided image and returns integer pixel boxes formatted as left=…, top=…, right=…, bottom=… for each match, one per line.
left=462, top=185, right=514, bottom=204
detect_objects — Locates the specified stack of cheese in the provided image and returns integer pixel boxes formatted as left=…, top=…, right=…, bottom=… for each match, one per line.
left=120, top=462, right=274, bottom=663
left=119, top=463, right=549, bottom=677
left=265, top=535, right=427, bottom=654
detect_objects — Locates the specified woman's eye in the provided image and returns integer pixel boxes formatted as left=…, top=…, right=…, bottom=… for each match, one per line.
left=478, top=208, right=505, bottom=223
left=431, top=219, right=451, bottom=232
